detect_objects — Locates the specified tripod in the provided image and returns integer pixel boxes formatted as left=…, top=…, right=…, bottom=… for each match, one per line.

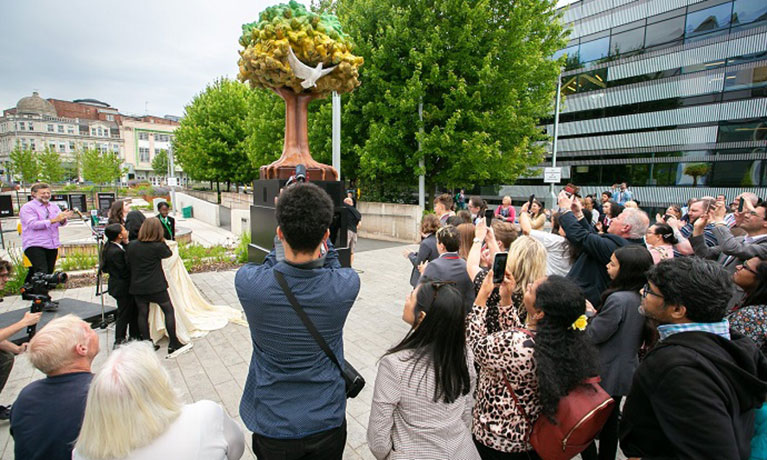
left=83, top=216, right=110, bottom=340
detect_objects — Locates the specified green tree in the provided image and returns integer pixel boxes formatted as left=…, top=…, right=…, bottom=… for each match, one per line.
left=37, top=147, right=66, bottom=184
left=152, top=149, right=169, bottom=177
left=8, top=147, right=40, bottom=186
left=81, top=149, right=124, bottom=185
left=683, top=163, right=710, bottom=187
left=174, top=78, right=259, bottom=198
left=330, top=0, right=566, bottom=200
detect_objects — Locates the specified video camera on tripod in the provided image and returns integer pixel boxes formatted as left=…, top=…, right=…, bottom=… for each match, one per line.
left=20, top=271, right=68, bottom=337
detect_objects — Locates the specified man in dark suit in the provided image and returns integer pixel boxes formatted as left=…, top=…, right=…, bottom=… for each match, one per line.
left=157, top=201, right=175, bottom=240
left=557, top=190, right=649, bottom=307
left=100, top=223, right=139, bottom=347
left=421, top=225, right=475, bottom=312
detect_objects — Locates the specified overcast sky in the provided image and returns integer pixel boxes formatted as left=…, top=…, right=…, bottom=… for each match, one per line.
left=1, top=0, right=575, bottom=119
left=0, top=0, right=311, bottom=118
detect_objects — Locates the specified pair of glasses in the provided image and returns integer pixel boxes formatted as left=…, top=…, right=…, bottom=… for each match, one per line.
left=738, top=264, right=758, bottom=276
left=641, top=282, right=664, bottom=300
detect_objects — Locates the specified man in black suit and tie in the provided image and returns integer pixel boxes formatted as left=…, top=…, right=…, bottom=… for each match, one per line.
left=100, top=223, right=139, bottom=348
left=421, top=225, right=475, bottom=312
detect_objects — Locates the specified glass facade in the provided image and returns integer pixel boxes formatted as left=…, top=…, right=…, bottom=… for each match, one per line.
left=524, top=0, right=767, bottom=200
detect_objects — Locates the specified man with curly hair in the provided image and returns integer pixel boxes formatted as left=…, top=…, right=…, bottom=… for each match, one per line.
left=235, top=183, right=360, bottom=459
left=620, top=257, right=767, bottom=459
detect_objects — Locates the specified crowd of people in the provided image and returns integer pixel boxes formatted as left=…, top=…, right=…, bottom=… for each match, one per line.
left=2, top=179, right=767, bottom=460
left=392, top=187, right=767, bottom=459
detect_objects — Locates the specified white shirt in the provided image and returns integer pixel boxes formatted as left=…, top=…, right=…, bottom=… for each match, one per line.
left=73, top=400, right=245, bottom=460
left=529, top=230, right=572, bottom=277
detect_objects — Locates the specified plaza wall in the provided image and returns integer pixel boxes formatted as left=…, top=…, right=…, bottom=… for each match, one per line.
left=357, top=202, right=420, bottom=243
left=175, top=192, right=220, bottom=227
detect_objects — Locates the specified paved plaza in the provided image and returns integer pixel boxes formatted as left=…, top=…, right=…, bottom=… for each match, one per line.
left=0, top=236, right=415, bottom=459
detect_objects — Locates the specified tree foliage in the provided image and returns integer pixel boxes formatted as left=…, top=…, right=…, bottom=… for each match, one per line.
left=684, top=163, right=710, bottom=186
left=8, top=147, right=40, bottom=185
left=81, top=149, right=124, bottom=185
left=37, top=148, right=65, bottom=184
left=174, top=78, right=259, bottom=185
left=152, top=149, right=169, bottom=177
left=238, top=1, right=363, bottom=96
left=329, top=0, right=567, bottom=191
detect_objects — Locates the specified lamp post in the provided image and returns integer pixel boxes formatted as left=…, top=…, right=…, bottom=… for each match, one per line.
left=550, top=71, right=562, bottom=208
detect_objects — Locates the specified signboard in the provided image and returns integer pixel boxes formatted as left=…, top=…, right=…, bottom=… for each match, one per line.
left=543, top=167, right=562, bottom=184
left=167, top=177, right=178, bottom=187
left=0, top=196, right=13, bottom=217
left=97, top=193, right=116, bottom=214
left=68, top=194, right=87, bottom=212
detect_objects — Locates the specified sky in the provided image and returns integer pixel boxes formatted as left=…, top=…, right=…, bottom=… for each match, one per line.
left=0, top=0, right=311, bottom=118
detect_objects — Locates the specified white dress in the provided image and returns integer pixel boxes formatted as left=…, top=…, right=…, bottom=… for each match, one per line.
left=147, top=241, right=247, bottom=343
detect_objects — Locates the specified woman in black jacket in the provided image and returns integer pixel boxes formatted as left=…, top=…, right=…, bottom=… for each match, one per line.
left=405, top=214, right=440, bottom=287
left=126, top=217, right=191, bottom=358
left=156, top=201, right=175, bottom=240
left=582, top=245, right=653, bottom=460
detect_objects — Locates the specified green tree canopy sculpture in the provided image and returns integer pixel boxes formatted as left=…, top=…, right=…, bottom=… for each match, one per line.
left=238, top=1, right=363, bottom=180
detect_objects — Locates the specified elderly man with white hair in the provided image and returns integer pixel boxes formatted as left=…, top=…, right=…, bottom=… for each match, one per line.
left=10, top=314, right=100, bottom=460
left=557, top=190, right=650, bottom=307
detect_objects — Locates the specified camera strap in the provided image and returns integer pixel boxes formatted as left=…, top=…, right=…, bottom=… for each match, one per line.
left=273, top=270, right=345, bottom=375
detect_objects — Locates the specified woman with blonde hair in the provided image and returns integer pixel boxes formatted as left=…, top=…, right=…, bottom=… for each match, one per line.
left=73, top=341, right=244, bottom=460
left=468, top=221, right=547, bottom=330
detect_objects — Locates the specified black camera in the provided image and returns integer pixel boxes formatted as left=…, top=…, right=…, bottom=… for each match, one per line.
left=20, top=271, right=68, bottom=337
left=285, top=164, right=307, bottom=187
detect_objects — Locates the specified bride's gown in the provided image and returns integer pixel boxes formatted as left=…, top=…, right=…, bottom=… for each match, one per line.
left=147, top=240, right=247, bottom=343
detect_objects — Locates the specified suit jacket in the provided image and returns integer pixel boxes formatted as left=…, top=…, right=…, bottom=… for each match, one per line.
left=560, top=212, right=643, bottom=307
left=586, top=290, right=644, bottom=396
left=408, top=233, right=439, bottom=287
left=126, top=240, right=172, bottom=295
left=101, top=241, right=131, bottom=298
left=157, top=214, right=176, bottom=240
left=691, top=225, right=767, bottom=274
left=421, top=252, right=475, bottom=313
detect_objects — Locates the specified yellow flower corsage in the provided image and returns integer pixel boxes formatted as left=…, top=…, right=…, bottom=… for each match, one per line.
left=570, top=314, right=588, bottom=331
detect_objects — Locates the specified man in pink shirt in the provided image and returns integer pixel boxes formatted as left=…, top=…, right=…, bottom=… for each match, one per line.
left=20, top=183, right=73, bottom=291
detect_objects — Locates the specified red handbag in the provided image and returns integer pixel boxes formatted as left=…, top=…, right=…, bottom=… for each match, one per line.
left=502, top=329, right=615, bottom=460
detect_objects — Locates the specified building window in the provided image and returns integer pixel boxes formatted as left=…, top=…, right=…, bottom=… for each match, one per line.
left=138, top=132, right=148, bottom=141
left=106, top=114, right=114, bottom=121
left=139, top=147, right=150, bottom=162
left=18, top=121, right=25, bottom=131
left=724, top=65, right=767, bottom=91
left=91, top=128, right=96, bottom=136
left=732, top=0, right=767, bottom=27
left=28, top=122, right=34, bottom=131
left=610, top=27, right=645, bottom=57
left=645, top=15, right=685, bottom=49
left=69, top=141, right=76, bottom=151
left=59, top=143, right=67, bottom=152
left=67, top=126, right=74, bottom=134
left=47, top=124, right=54, bottom=132
left=21, top=139, right=28, bottom=150
left=49, top=141, right=56, bottom=150
left=58, top=125, right=64, bottom=133
left=718, top=119, right=767, bottom=143
left=578, top=37, right=610, bottom=64
left=156, top=134, right=170, bottom=142
left=30, top=140, right=36, bottom=151
left=112, top=144, right=119, bottom=153
left=685, top=2, right=733, bottom=39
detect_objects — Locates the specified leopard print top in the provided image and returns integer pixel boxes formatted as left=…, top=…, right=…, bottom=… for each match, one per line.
left=466, top=301, right=542, bottom=453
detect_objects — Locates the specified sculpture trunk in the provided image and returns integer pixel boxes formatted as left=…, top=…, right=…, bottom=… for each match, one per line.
left=259, top=88, right=338, bottom=181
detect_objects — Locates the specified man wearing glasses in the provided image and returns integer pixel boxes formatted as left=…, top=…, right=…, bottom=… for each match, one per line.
left=19, top=183, right=73, bottom=294
left=619, top=257, right=767, bottom=460
left=691, top=197, right=767, bottom=274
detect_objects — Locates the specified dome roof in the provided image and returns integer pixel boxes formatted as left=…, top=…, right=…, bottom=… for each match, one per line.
left=16, top=92, right=57, bottom=116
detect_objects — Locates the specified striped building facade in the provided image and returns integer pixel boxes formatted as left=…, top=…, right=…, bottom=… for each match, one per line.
left=512, top=0, right=766, bottom=207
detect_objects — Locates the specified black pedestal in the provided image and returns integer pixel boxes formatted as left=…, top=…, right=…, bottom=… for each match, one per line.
left=248, top=179, right=351, bottom=267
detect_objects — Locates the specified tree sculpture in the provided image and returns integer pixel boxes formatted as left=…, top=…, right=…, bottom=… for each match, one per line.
left=238, top=1, right=363, bottom=180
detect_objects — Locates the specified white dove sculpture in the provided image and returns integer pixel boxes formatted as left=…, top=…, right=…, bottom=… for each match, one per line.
left=287, top=45, right=337, bottom=89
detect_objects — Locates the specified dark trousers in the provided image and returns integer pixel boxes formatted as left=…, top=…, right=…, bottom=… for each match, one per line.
left=580, top=395, right=622, bottom=460
left=134, top=290, right=182, bottom=348
left=113, top=294, right=140, bottom=344
left=474, top=438, right=540, bottom=460
left=0, top=350, right=14, bottom=394
left=23, top=247, right=58, bottom=283
left=252, top=420, right=346, bottom=460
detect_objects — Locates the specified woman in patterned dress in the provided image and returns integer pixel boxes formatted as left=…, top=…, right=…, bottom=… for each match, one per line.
left=729, top=256, right=767, bottom=353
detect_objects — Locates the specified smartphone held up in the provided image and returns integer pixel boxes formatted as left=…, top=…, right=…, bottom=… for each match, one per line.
left=492, top=252, right=508, bottom=284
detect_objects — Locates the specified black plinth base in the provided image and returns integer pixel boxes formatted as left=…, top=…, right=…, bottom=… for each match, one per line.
left=248, top=179, right=351, bottom=267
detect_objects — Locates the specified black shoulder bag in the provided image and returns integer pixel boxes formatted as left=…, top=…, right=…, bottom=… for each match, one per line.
left=273, top=270, right=365, bottom=398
